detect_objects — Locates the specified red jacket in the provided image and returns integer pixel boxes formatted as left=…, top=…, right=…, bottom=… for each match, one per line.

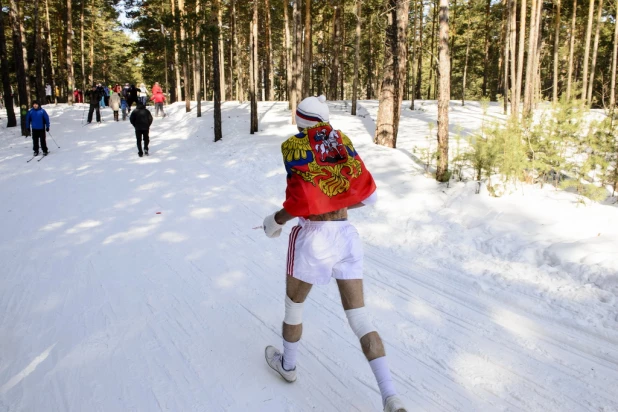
left=151, top=92, right=166, bottom=103
left=152, top=85, right=163, bottom=95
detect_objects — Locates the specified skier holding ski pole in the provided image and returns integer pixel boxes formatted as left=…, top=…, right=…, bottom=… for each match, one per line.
left=25, top=100, right=50, bottom=156
left=262, top=95, right=407, bottom=412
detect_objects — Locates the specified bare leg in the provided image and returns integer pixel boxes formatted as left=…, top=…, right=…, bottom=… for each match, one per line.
left=283, top=275, right=312, bottom=342
left=336, top=279, right=385, bottom=361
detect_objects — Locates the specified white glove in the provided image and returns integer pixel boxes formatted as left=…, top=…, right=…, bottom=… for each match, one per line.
left=263, top=212, right=284, bottom=238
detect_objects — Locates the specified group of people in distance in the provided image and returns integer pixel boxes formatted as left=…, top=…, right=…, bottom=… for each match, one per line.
left=85, top=81, right=166, bottom=124
left=25, top=81, right=166, bottom=159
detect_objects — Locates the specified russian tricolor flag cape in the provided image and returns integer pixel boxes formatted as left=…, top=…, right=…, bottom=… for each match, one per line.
left=281, top=122, right=376, bottom=217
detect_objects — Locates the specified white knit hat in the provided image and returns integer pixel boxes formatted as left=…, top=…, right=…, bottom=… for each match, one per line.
left=295, top=95, right=329, bottom=129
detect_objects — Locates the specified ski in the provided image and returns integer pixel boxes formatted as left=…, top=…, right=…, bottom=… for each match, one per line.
left=37, top=153, right=49, bottom=162
left=26, top=155, right=37, bottom=163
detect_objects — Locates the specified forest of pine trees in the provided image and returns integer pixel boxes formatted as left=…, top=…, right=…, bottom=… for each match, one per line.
left=0, top=0, right=617, bottom=193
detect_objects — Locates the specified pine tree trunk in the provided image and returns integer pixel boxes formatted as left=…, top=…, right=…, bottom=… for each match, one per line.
left=553, top=0, right=561, bottom=102
left=610, top=0, right=618, bottom=110
left=415, top=0, right=424, bottom=99
left=177, top=0, right=190, bottom=112
left=232, top=0, right=240, bottom=101
left=171, top=0, right=181, bottom=102
left=329, top=2, right=341, bottom=100
left=290, top=0, right=299, bottom=122
left=462, top=35, right=470, bottom=106
left=586, top=0, right=603, bottom=104
left=45, top=0, right=56, bottom=102
left=393, top=0, right=410, bottom=138
left=566, top=0, right=577, bottom=100
left=515, top=0, right=527, bottom=118
left=368, top=14, right=374, bottom=99
left=0, top=0, right=16, bottom=127
left=218, top=0, right=226, bottom=102
left=195, top=0, right=202, bottom=117
left=33, top=0, right=46, bottom=102
left=212, top=4, right=222, bottom=140
left=375, top=5, right=397, bottom=147
left=251, top=0, right=259, bottom=132
left=351, top=0, right=361, bottom=115
left=89, top=0, right=94, bottom=88
left=66, top=0, right=74, bottom=104
left=509, top=0, right=517, bottom=114
left=524, top=0, right=542, bottom=117
left=409, top=0, right=419, bottom=110
left=482, top=0, right=491, bottom=97
left=427, top=0, right=437, bottom=99
left=294, top=0, right=302, bottom=107
left=9, top=0, right=30, bottom=136
left=80, top=0, right=86, bottom=92
left=582, top=0, right=595, bottom=101
left=450, top=0, right=456, bottom=77
left=504, top=0, right=511, bottom=114
left=284, top=0, right=292, bottom=107
left=436, top=0, right=450, bottom=182
left=302, top=0, right=312, bottom=97
left=262, top=0, right=273, bottom=100
left=374, top=0, right=409, bottom=148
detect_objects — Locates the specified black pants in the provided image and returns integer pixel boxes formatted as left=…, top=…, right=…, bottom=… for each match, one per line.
left=155, top=103, right=165, bottom=117
left=32, top=129, right=48, bottom=153
left=135, top=130, right=149, bottom=154
left=127, top=100, right=135, bottom=112
left=87, top=105, right=101, bottom=122
left=113, top=111, right=119, bottom=121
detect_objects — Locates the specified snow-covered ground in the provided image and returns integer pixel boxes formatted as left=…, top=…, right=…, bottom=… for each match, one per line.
left=0, top=100, right=617, bottom=412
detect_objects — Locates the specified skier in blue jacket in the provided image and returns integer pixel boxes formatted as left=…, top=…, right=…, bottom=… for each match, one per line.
left=25, top=100, right=51, bottom=156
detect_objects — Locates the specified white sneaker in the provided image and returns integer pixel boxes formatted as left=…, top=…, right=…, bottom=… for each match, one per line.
left=384, top=395, right=407, bottom=412
left=265, top=345, right=297, bottom=383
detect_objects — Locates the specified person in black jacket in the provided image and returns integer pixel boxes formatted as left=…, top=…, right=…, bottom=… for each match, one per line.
left=85, top=84, right=102, bottom=123
left=127, top=84, right=139, bottom=113
left=129, top=103, right=153, bottom=157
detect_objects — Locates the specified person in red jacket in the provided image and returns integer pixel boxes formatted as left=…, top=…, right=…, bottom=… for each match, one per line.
left=151, top=82, right=163, bottom=95
left=262, top=95, right=406, bottom=412
left=73, top=88, right=80, bottom=103
left=150, top=91, right=166, bottom=118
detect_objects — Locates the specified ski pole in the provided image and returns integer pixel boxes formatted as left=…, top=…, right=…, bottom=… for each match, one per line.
left=47, top=131, right=60, bottom=148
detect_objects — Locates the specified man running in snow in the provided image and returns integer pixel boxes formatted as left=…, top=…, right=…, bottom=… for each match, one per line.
left=262, top=95, right=407, bottom=412
left=129, top=102, right=153, bottom=157
left=25, top=100, right=50, bottom=156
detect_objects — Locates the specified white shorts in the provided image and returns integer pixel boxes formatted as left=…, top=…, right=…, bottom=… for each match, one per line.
left=286, top=219, right=364, bottom=285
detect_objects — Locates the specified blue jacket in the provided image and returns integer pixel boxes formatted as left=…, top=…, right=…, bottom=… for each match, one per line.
left=26, top=107, right=50, bottom=130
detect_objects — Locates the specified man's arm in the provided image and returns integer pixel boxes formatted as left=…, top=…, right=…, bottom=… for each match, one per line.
left=274, top=208, right=296, bottom=225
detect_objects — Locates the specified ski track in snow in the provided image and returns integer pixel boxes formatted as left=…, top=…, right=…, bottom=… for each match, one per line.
left=0, top=101, right=617, bottom=412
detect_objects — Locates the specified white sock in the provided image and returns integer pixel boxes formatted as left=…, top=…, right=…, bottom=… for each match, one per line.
left=369, top=356, right=397, bottom=405
left=282, top=339, right=299, bottom=371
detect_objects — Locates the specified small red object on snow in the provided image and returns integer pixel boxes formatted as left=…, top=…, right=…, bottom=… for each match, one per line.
left=156, top=212, right=162, bottom=214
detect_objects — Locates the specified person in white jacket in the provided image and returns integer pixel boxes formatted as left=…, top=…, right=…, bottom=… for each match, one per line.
left=139, top=83, right=148, bottom=106
left=109, top=92, right=121, bottom=121
left=45, top=84, right=52, bottom=104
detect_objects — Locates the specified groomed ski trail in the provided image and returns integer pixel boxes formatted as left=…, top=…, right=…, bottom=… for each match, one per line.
left=0, top=102, right=616, bottom=412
